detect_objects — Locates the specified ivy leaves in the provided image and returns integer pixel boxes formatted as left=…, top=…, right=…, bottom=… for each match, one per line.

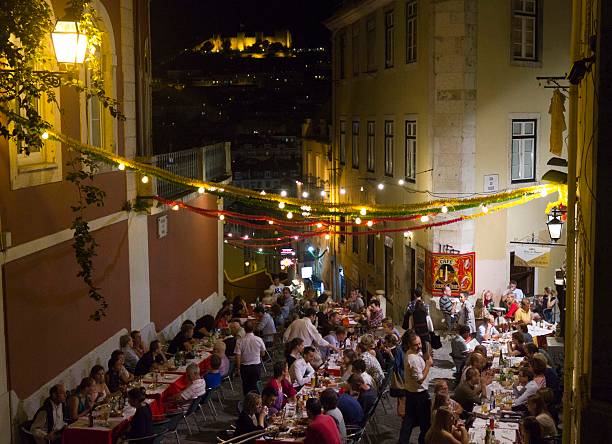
left=66, top=154, right=107, bottom=321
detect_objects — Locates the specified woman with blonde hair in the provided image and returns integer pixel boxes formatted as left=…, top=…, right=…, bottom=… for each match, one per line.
left=425, top=406, right=468, bottom=444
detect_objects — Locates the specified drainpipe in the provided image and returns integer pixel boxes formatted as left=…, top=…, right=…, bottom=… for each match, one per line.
left=562, top=0, right=581, bottom=441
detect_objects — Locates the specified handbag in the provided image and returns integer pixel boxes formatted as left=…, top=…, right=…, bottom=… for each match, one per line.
left=430, top=332, right=442, bottom=350
left=389, top=368, right=405, bottom=398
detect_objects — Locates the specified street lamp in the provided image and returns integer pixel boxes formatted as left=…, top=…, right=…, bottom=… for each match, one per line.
left=547, top=207, right=564, bottom=242
left=51, top=18, right=89, bottom=64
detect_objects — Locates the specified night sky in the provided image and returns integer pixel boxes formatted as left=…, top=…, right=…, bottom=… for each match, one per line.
left=150, top=0, right=338, bottom=64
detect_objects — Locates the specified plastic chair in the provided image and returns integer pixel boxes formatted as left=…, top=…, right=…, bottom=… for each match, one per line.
left=161, top=412, right=183, bottom=444
left=197, top=390, right=214, bottom=422
left=124, top=429, right=169, bottom=443
left=19, top=421, right=44, bottom=444
left=222, top=360, right=236, bottom=393
left=346, top=424, right=367, bottom=444
left=182, top=395, right=204, bottom=435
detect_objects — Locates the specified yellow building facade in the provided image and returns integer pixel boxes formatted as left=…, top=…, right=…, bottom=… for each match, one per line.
left=323, top=0, right=571, bottom=322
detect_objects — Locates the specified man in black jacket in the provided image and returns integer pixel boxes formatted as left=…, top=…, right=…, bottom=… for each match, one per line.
left=30, top=384, right=67, bottom=443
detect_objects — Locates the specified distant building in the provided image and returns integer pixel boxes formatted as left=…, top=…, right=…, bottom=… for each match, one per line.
left=195, top=30, right=293, bottom=53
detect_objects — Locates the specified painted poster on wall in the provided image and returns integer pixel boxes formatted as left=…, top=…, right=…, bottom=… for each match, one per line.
left=426, top=251, right=476, bottom=296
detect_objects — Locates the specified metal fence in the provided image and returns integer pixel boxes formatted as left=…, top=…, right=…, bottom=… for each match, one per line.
left=152, top=142, right=231, bottom=199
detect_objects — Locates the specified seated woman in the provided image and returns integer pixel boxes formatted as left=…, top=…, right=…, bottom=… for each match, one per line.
left=267, top=361, right=297, bottom=413
left=527, top=394, right=557, bottom=438
left=89, top=365, right=111, bottom=403
left=284, top=337, right=305, bottom=369
left=106, top=356, right=128, bottom=393
left=341, top=350, right=357, bottom=381
left=194, top=314, right=216, bottom=339
left=212, top=340, right=230, bottom=377
left=235, top=392, right=267, bottom=443
left=425, top=406, right=469, bottom=444
left=216, top=310, right=232, bottom=330
left=508, top=331, right=527, bottom=357
left=125, top=387, right=153, bottom=443
left=135, top=340, right=167, bottom=376
left=433, top=380, right=463, bottom=417
left=68, top=377, right=96, bottom=421
left=356, top=342, right=384, bottom=387
left=232, top=296, right=248, bottom=318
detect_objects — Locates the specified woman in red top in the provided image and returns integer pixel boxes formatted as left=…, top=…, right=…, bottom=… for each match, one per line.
left=504, top=294, right=519, bottom=321
left=304, top=398, right=341, bottom=444
left=267, top=361, right=296, bottom=413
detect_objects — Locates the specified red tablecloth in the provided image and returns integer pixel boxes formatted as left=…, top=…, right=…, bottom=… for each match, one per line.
left=62, top=418, right=129, bottom=444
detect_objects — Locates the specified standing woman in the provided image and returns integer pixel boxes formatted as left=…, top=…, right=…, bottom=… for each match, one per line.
left=126, top=387, right=153, bottom=443
left=409, top=300, right=434, bottom=349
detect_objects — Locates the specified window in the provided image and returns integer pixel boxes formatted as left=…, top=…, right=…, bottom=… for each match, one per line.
left=352, top=24, right=360, bottom=75
left=405, top=120, right=417, bottom=182
left=367, top=121, right=375, bottom=172
left=406, top=0, right=418, bottom=63
left=511, top=0, right=539, bottom=61
left=366, top=17, right=377, bottom=72
left=385, top=10, right=395, bottom=68
left=339, top=120, right=346, bottom=164
left=352, top=120, right=360, bottom=169
left=352, top=226, right=360, bottom=254
left=367, top=234, right=375, bottom=265
left=511, top=119, right=537, bottom=182
left=384, top=120, right=394, bottom=176
left=338, top=33, right=346, bottom=79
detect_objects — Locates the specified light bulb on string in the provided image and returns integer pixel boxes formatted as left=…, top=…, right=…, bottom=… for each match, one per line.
left=481, top=204, right=489, bottom=213
left=320, top=190, right=327, bottom=197
left=41, top=131, right=49, bottom=140
left=398, top=179, right=405, bottom=186
left=441, top=205, right=448, bottom=214
left=141, top=175, right=149, bottom=184
left=302, top=191, right=309, bottom=198
left=219, top=214, right=225, bottom=221
left=260, top=190, right=266, bottom=195
left=420, top=215, right=430, bottom=223
left=171, top=204, right=179, bottom=211
left=198, top=187, right=205, bottom=194
left=316, top=223, right=323, bottom=228
left=243, top=235, right=249, bottom=240
left=286, top=212, right=293, bottom=219
left=117, top=163, right=126, bottom=171
left=403, top=231, right=413, bottom=238
left=278, top=202, right=285, bottom=209
left=293, top=235, right=299, bottom=240
left=227, top=233, right=233, bottom=237
left=355, top=217, right=362, bottom=225
left=280, top=190, right=287, bottom=197
left=360, top=186, right=364, bottom=192
left=366, top=220, right=374, bottom=227
left=268, top=220, right=274, bottom=225
left=377, top=183, right=384, bottom=190
left=360, top=208, right=367, bottom=216
left=258, top=248, right=263, bottom=252
left=324, top=234, right=331, bottom=240
left=224, top=239, right=228, bottom=243
left=340, top=188, right=346, bottom=195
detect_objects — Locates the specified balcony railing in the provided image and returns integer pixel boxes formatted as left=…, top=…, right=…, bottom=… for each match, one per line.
left=151, top=142, right=231, bottom=199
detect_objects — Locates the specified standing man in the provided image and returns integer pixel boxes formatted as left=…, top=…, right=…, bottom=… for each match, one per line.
left=438, top=285, right=456, bottom=331
left=269, top=274, right=285, bottom=295
left=459, top=292, right=476, bottom=334
left=398, top=330, right=432, bottom=444
left=235, top=320, right=266, bottom=395
left=505, top=280, right=524, bottom=303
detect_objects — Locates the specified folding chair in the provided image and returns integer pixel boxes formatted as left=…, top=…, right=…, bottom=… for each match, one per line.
left=124, top=429, right=169, bottom=443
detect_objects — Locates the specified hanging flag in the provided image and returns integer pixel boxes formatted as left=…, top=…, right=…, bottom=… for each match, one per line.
left=549, top=89, right=566, bottom=156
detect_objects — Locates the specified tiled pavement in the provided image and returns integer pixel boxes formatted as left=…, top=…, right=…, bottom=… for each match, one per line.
left=165, top=336, right=456, bottom=444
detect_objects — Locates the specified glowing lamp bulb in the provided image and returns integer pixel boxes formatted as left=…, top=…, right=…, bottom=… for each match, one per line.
left=227, top=233, right=233, bottom=237
left=219, top=214, right=225, bottom=221
left=355, top=217, right=362, bottom=225
left=280, top=190, right=288, bottom=197
left=308, top=246, right=315, bottom=252
left=404, top=231, right=413, bottom=238
left=340, top=188, right=346, bottom=195
left=482, top=204, right=489, bottom=213
left=141, top=175, right=149, bottom=184
left=316, top=223, right=323, bottom=229
left=171, top=204, right=179, bottom=211
left=398, top=179, right=405, bottom=185
left=324, top=234, right=331, bottom=240
left=260, top=190, right=266, bottom=195
left=441, top=206, right=448, bottom=214
left=302, top=191, right=309, bottom=198
left=377, top=183, right=384, bottom=190
left=41, top=131, right=49, bottom=140
left=198, top=187, right=205, bottom=194
left=360, top=208, right=367, bottom=216
left=244, top=261, right=250, bottom=267
left=268, top=220, right=274, bottom=225
left=286, top=212, right=293, bottom=219
left=320, top=190, right=327, bottom=197
left=278, top=202, right=286, bottom=209
left=366, top=220, right=373, bottom=227
left=420, top=215, right=430, bottom=223
left=243, top=235, right=249, bottom=240
left=117, top=163, right=126, bottom=171
left=258, top=248, right=263, bottom=252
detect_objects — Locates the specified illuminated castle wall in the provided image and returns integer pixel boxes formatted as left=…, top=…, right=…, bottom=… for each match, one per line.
left=198, top=30, right=292, bottom=52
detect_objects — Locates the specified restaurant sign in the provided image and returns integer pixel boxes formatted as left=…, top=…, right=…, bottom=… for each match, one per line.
left=426, top=251, right=476, bottom=296
left=514, top=245, right=550, bottom=268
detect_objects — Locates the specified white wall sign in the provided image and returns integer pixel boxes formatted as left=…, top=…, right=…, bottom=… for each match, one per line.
left=484, top=174, right=499, bottom=192
left=157, top=215, right=168, bottom=239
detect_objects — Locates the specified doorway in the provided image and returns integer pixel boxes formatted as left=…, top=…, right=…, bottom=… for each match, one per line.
left=510, top=252, right=535, bottom=296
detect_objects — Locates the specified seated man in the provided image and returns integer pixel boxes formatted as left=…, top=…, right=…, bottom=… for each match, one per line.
left=350, top=359, right=375, bottom=388
left=476, top=315, right=500, bottom=343
left=168, top=323, right=195, bottom=355
left=450, top=325, right=471, bottom=373
left=337, top=378, right=365, bottom=427
left=321, top=327, right=347, bottom=360
left=261, top=386, right=280, bottom=417
left=348, top=374, right=378, bottom=415
left=289, top=346, right=316, bottom=387
left=320, top=388, right=347, bottom=442
left=452, top=367, right=487, bottom=412
left=173, top=363, right=206, bottom=405
left=31, top=384, right=67, bottom=444
left=513, top=368, right=539, bottom=409
left=254, top=305, right=276, bottom=348
left=204, top=354, right=222, bottom=390
left=365, top=299, right=384, bottom=328
left=304, top=398, right=341, bottom=444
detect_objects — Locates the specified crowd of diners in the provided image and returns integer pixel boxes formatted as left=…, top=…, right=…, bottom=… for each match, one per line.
left=25, top=275, right=562, bottom=444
